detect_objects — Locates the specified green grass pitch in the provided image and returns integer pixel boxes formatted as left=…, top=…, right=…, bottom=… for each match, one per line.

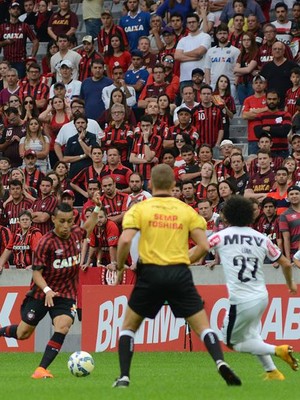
left=1, top=352, right=299, bottom=400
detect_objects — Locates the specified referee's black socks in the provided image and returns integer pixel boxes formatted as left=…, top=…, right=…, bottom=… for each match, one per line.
left=118, top=330, right=135, bottom=378
left=201, top=329, right=224, bottom=363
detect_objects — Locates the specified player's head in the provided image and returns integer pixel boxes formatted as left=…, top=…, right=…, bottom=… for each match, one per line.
left=52, top=203, right=74, bottom=239
left=222, top=195, right=254, bottom=226
left=151, top=164, right=175, bottom=192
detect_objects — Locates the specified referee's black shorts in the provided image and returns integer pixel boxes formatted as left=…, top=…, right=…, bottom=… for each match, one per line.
left=128, top=263, right=204, bottom=319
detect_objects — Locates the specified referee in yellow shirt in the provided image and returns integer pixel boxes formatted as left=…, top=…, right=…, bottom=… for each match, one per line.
left=113, top=164, right=241, bottom=388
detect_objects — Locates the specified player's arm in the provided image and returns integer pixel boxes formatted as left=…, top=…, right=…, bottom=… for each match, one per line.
left=116, top=228, right=138, bottom=284
left=32, top=269, right=58, bottom=307
left=277, top=254, right=297, bottom=294
left=189, top=228, right=210, bottom=264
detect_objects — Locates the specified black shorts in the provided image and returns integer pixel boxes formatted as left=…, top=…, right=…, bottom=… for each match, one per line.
left=21, top=296, right=77, bottom=326
left=128, top=263, right=204, bottom=319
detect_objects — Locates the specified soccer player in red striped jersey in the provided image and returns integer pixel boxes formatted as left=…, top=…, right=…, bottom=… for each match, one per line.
left=31, top=176, right=58, bottom=235
left=0, top=194, right=101, bottom=379
left=0, top=3, right=39, bottom=78
left=100, top=176, right=128, bottom=227
left=4, top=179, right=33, bottom=234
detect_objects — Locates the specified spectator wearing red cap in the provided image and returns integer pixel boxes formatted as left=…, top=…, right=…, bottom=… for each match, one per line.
left=0, top=2, right=39, bottom=79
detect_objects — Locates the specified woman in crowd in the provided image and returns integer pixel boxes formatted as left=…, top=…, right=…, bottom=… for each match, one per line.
left=39, top=95, right=71, bottom=167
left=34, top=0, right=53, bottom=42
left=194, top=0, right=215, bottom=34
left=173, top=132, right=193, bottom=167
left=234, top=32, right=258, bottom=105
left=213, top=75, right=236, bottom=140
left=195, top=161, right=218, bottom=199
left=20, top=96, right=40, bottom=123
left=53, top=160, right=70, bottom=191
left=0, top=210, right=42, bottom=269
left=198, top=143, right=218, bottom=168
left=104, top=34, right=131, bottom=77
left=206, top=182, right=220, bottom=212
left=99, top=88, right=136, bottom=129
left=46, top=170, right=62, bottom=202
left=42, top=40, right=59, bottom=74
left=158, top=94, right=173, bottom=126
left=8, top=95, right=22, bottom=115
left=47, top=0, right=79, bottom=42
left=218, top=179, right=237, bottom=205
left=19, top=118, right=50, bottom=174
left=6, top=168, right=37, bottom=202
left=0, top=60, right=10, bottom=91
left=282, top=157, right=297, bottom=186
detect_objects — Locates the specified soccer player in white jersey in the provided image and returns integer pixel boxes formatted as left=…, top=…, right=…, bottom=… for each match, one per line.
left=208, top=196, right=298, bottom=381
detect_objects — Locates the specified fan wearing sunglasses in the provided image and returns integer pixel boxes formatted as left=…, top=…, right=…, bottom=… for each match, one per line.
left=20, top=96, right=39, bottom=122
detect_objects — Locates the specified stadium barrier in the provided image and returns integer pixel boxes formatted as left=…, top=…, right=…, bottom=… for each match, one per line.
left=0, top=266, right=300, bottom=352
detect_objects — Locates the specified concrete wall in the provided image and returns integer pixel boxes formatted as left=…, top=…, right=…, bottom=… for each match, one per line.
left=1, top=266, right=299, bottom=352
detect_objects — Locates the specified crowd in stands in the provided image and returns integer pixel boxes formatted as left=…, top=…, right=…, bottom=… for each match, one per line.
left=1, top=0, right=300, bottom=273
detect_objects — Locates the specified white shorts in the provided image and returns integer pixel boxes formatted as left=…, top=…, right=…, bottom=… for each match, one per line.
left=222, top=296, right=268, bottom=347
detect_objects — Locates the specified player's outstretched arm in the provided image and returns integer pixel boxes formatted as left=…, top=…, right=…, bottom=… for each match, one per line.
left=278, top=254, right=297, bottom=294
left=83, top=191, right=102, bottom=237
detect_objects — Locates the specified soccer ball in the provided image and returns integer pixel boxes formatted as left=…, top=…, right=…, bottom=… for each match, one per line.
left=68, top=351, right=95, bottom=377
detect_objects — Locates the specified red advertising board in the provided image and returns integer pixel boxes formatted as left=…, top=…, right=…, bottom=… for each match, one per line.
left=0, top=287, right=34, bottom=352
left=81, top=285, right=300, bottom=352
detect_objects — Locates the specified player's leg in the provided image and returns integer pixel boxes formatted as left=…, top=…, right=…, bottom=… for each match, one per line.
left=32, top=298, right=76, bottom=379
left=0, top=320, right=35, bottom=339
left=113, top=305, right=144, bottom=388
left=187, top=309, right=241, bottom=386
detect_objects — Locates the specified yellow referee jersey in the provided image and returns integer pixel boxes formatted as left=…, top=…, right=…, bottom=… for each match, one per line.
left=122, top=197, right=207, bottom=265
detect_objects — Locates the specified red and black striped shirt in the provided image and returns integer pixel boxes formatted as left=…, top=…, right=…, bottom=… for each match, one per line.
left=78, top=50, right=104, bottom=82
left=102, top=123, right=134, bottom=162
left=100, top=192, right=128, bottom=219
left=192, top=103, right=224, bottom=147
left=131, top=133, right=163, bottom=180
left=97, top=24, right=128, bottom=56
left=285, top=87, right=300, bottom=117
left=23, top=167, right=45, bottom=191
left=7, top=226, right=42, bottom=269
left=89, top=220, right=120, bottom=265
left=72, top=165, right=103, bottom=190
left=0, top=226, right=12, bottom=268
left=0, top=21, right=37, bottom=62
left=30, top=226, right=86, bottom=300
left=19, top=81, right=49, bottom=105
left=4, top=198, right=33, bottom=234
left=100, top=164, right=132, bottom=190
left=32, top=194, right=58, bottom=235
left=165, top=124, right=199, bottom=147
